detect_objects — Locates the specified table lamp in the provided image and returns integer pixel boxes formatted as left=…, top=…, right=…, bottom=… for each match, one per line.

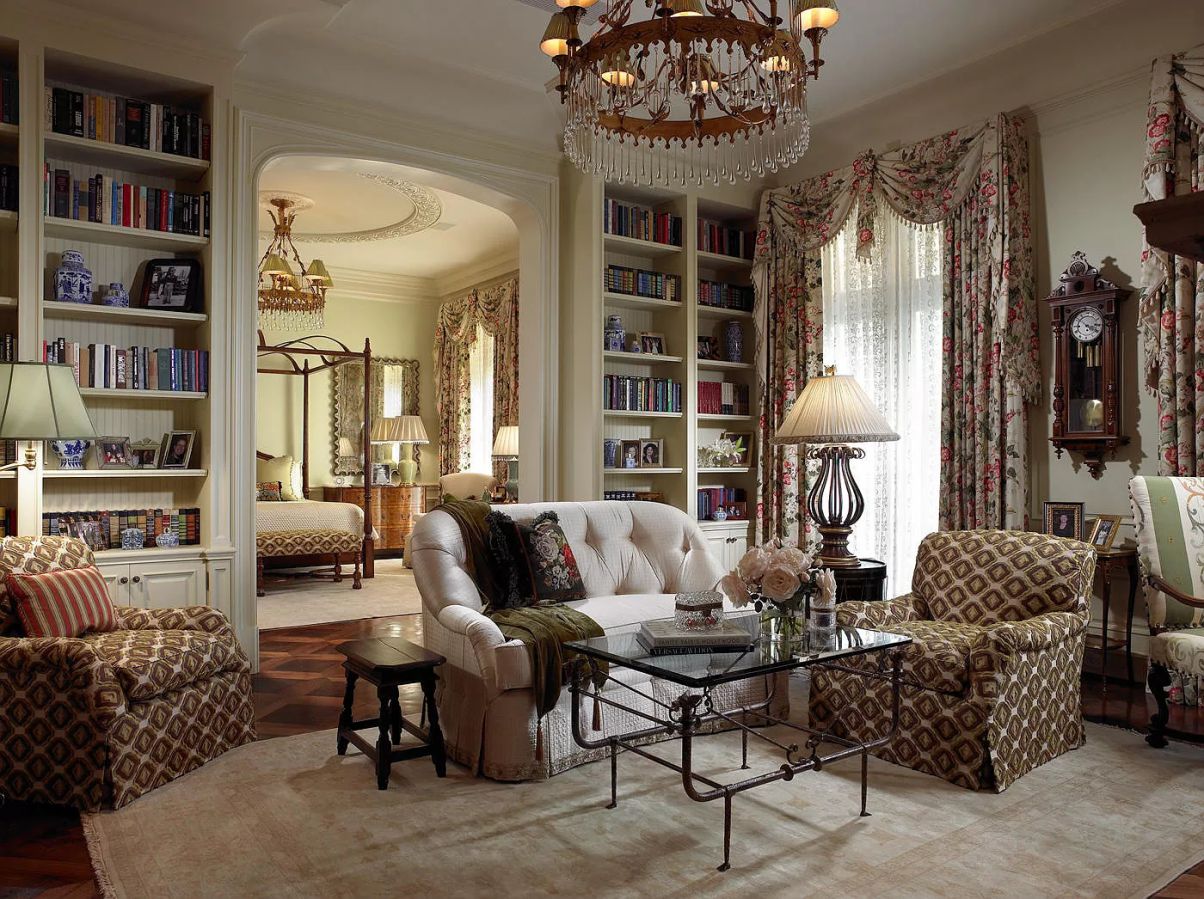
left=0, top=363, right=96, bottom=471
left=393, top=415, right=428, bottom=486
left=492, top=425, right=519, bottom=501
left=370, top=417, right=403, bottom=486
left=774, top=366, right=898, bottom=568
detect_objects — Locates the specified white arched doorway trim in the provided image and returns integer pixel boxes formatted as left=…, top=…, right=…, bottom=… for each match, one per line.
left=228, top=109, right=559, bottom=666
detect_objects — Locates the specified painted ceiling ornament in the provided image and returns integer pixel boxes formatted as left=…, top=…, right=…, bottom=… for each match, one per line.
left=279, top=175, right=444, bottom=244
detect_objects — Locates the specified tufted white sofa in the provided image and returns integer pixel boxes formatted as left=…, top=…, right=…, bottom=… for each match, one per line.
left=410, top=501, right=784, bottom=780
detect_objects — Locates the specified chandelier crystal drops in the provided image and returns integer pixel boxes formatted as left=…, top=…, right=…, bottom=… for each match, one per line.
left=257, top=196, right=333, bottom=331
left=540, top=0, right=839, bottom=186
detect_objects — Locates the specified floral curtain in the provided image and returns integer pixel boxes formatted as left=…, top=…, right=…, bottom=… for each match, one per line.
left=1139, top=44, right=1204, bottom=475
left=753, top=113, right=1037, bottom=540
left=434, top=275, right=520, bottom=479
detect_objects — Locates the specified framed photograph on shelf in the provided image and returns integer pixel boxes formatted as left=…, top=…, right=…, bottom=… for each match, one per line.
left=1087, top=515, right=1123, bottom=550
left=1043, top=501, right=1085, bottom=541
left=639, top=438, right=664, bottom=468
left=620, top=439, right=641, bottom=469
left=141, top=258, right=203, bottom=312
left=97, top=437, right=132, bottom=469
left=720, top=431, right=753, bottom=466
left=129, top=439, right=161, bottom=469
left=639, top=332, right=666, bottom=355
left=159, top=431, right=196, bottom=469
left=697, top=336, right=718, bottom=360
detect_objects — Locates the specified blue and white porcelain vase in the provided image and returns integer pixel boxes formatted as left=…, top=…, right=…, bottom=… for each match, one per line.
left=50, top=439, right=90, bottom=470
left=711, top=506, right=728, bottom=522
left=156, top=530, right=180, bottom=548
left=121, top=528, right=145, bottom=551
left=724, top=320, right=744, bottom=363
left=604, top=314, right=625, bottom=352
left=54, top=250, right=93, bottom=304
left=102, top=282, right=129, bottom=308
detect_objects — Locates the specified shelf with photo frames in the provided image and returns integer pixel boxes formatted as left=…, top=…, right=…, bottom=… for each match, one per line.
left=603, top=467, right=683, bottom=475
left=42, top=302, right=207, bottom=326
left=42, top=468, right=207, bottom=479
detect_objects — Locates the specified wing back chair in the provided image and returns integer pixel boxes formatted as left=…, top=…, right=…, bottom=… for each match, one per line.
left=1129, top=476, right=1204, bottom=746
left=809, top=530, right=1096, bottom=791
left=0, top=536, right=256, bottom=810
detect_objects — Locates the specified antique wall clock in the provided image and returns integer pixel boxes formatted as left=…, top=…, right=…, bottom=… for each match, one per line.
left=1046, top=251, right=1130, bottom=478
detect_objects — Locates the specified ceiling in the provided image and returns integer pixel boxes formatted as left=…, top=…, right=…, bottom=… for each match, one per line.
left=258, top=156, right=518, bottom=279
left=60, top=0, right=1125, bottom=150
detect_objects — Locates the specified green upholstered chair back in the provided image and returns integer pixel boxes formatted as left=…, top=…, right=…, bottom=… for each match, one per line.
left=1129, top=476, right=1204, bottom=630
left=910, top=530, right=1095, bottom=625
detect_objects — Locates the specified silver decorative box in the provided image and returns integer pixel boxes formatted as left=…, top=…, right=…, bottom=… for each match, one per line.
left=674, top=591, right=725, bottom=631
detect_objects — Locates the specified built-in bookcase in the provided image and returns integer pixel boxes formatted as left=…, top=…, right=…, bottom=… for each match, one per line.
left=561, top=169, right=760, bottom=559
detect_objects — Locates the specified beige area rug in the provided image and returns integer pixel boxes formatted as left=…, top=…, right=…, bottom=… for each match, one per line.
left=83, top=721, right=1203, bottom=899
left=256, top=558, right=422, bottom=630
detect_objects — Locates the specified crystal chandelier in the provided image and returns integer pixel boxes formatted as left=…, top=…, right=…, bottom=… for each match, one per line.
left=540, top=0, right=839, bottom=186
left=257, top=195, right=333, bottom=330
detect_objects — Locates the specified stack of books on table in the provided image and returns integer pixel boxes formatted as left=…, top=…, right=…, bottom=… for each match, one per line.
left=636, top=619, right=755, bottom=656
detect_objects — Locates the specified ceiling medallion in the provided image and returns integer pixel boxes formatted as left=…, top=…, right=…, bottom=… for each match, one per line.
left=540, top=0, right=838, bottom=186
left=263, top=176, right=443, bottom=244
left=257, top=194, right=332, bottom=331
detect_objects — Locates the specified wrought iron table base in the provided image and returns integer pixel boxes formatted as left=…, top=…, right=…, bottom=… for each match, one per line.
left=569, top=653, right=904, bottom=872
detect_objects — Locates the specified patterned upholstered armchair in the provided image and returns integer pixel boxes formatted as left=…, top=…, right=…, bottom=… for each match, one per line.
left=809, top=530, right=1096, bottom=792
left=0, top=536, right=256, bottom=810
left=1129, top=476, right=1204, bottom=746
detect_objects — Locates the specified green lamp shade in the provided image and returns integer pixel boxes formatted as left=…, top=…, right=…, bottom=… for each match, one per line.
left=0, top=363, right=96, bottom=440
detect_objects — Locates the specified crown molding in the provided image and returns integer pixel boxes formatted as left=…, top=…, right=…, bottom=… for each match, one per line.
left=327, top=267, right=439, bottom=305
left=437, top=250, right=521, bottom=298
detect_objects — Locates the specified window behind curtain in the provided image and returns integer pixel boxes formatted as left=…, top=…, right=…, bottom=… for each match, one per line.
left=382, top=366, right=403, bottom=419
left=821, top=203, right=942, bottom=590
left=467, top=324, right=495, bottom=474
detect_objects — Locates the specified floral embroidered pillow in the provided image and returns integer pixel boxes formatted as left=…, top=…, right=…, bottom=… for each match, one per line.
left=487, top=510, right=587, bottom=608
left=256, top=481, right=284, bottom=502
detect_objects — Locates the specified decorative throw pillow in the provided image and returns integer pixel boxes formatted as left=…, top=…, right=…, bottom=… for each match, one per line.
left=256, top=455, right=303, bottom=501
left=256, top=480, right=284, bottom=502
left=0, top=536, right=97, bottom=636
left=487, top=510, right=587, bottom=608
left=8, top=566, right=118, bottom=638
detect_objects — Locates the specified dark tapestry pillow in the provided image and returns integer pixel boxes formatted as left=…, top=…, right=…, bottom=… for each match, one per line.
left=257, top=481, right=284, bottom=502
left=486, top=510, right=587, bottom=609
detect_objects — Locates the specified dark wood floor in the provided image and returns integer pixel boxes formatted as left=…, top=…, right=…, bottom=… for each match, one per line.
left=2, top=614, right=1201, bottom=898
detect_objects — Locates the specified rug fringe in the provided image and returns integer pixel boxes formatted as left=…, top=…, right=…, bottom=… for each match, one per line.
left=81, top=812, right=119, bottom=899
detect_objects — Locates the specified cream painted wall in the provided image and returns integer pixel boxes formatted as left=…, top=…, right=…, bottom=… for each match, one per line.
left=255, top=293, right=440, bottom=489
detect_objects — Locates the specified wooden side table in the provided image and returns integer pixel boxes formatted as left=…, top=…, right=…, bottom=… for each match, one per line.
left=1093, top=544, right=1139, bottom=694
left=833, top=558, right=888, bottom=603
left=323, top=484, right=439, bottom=557
left=336, top=636, right=447, bottom=789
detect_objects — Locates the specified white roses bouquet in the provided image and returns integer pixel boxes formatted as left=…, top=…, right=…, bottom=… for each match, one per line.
left=718, top=539, right=821, bottom=643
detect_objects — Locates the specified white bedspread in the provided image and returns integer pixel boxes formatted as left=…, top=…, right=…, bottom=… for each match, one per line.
left=255, top=500, right=371, bottom=538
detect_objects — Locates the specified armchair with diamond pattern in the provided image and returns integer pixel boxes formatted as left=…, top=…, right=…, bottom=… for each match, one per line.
left=809, top=530, right=1096, bottom=791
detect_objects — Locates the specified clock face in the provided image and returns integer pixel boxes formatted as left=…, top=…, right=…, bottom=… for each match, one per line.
left=1070, top=307, right=1104, bottom=343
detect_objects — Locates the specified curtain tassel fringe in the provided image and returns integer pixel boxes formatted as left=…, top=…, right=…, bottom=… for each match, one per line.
left=592, top=687, right=603, bottom=732
left=535, top=719, right=544, bottom=762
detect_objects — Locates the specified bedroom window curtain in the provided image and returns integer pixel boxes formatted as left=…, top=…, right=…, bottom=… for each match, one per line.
left=434, top=275, right=519, bottom=478
left=382, top=365, right=403, bottom=419
left=467, top=325, right=495, bottom=474
left=821, top=202, right=943, bottom=587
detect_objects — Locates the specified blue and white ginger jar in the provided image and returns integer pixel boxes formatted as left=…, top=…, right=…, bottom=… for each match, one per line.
left=102, top=282, right=129, bottom=307
left=50, top=439, right=90, bottom=470
left=54, top=250, right=93, bottom=304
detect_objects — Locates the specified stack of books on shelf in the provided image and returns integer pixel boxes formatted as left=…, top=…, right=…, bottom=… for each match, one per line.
left=603, top=375, right=682, bottom=413
left=698, top=381, right=750, bottom=416
left=697, top=487, right=747, bottom=521
left=0, top=71, right=17, bottom=125
left=0, top=332, right=11, bottom=467
left=605, top=265, right=682, bottom=302
left=0, top=507, right=16, bottom=538
left=698, top=218, right=754, bottom=259
left=44, top=166, right=210, bottom=236
left=0, top=165, right=16, bottom=212
left=604, top=490, right=666, bottom=502
left=46, top=86, right=210, bottom=160
left=604, top=198, right=683, bottom=246
left=698, top=279, right=754, bottom=311
left=43, top=508, right=202, bottom=549
left=42, top=339, right=209, bottom=393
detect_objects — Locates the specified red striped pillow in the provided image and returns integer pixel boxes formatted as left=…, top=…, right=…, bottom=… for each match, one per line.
left=8, top=567, right=118, bottom=638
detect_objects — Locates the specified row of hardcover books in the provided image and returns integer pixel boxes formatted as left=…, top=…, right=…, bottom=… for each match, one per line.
left=604, top=265, right=682, bottom=302
left=0, top=164, right=15, bottom=212
left=698, top=279, right=754, bottom=311
left=603, top=491, right=666, bottom=502
left=697, top=487, right=747, bottom=522
left=603, top=375, right=682, bottom=413
left=0, top=72, right=17, bottom=124
left=0, top=332, right=14, bottom=362
left=603, top=199, right=683, bottom=247
left=46, top=85, right=209, bottom=160
left=698, top=381, right=751, bottom=416
left=43, top=509, right=202, bottom=549
left=698, top=219, right=754, bottom=260
left=0, top=507, right=16, bottom=539
left=44, top=166, right=210, bottom=236
left=42, top=340, right=210, bottom=393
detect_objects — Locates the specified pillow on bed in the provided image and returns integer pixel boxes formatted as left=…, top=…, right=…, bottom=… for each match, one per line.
left=257, top=481, right=284, bottom=502
left=257, top=455, right=303, bottom=501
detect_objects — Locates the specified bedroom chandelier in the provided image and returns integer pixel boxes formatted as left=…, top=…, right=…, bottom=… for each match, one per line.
left=540, top=0, right=839, bottom=186
left=258, top=196, right=333, bottom=331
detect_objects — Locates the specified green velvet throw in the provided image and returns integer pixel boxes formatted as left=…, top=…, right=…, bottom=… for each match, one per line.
left=437, top=497, right=507, bottom=611
left=488, top=605, right=607, bottom=718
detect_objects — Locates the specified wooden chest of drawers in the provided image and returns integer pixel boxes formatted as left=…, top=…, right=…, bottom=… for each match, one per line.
left=323, top=485, right=438, bottom=555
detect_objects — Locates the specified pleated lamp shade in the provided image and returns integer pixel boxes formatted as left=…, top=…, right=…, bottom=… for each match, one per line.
left=774, top=371, right=898, bottom=445
left=394, top=415, right=429, bottom=445
left=492, top=425, right=520, bottom=459
left=0, top=363, right=95, bottom=439
left=370, top=417, right=403, bottom=443
left=336, top=437, right=355, bottom=457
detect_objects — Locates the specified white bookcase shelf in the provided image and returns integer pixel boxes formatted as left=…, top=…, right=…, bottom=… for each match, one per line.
left=44, top=303, right=208, bottom=326
left=603, top=232, right=683, bottom=256
left=697, top=359, right=752, bottom=371
left=43, top=468, right=207, bottom=479
left=697, top=250, right=754, bottom=269
left=603, top=292, right=683, bottom=312
left=78, top=388, right=207, bottom=401
left=603, top=467, right=684, bottom=475
left=44, top=217, right=208, bottom=251
left=44, top=132, right=210, bottom=179
left=604, top=350, right=683, bottom=365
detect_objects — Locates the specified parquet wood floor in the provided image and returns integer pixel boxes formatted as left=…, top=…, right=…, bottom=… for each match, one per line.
left=2, top=614, right=1201, bottom=898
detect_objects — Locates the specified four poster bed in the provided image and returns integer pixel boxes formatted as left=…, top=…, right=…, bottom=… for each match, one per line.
left=255, top=332, right=375, bottom=596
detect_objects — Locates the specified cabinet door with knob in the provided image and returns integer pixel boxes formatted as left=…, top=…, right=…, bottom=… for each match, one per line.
left=699, top=522, right=751, bottom=573
left=95, top=558, right=205, bottom=608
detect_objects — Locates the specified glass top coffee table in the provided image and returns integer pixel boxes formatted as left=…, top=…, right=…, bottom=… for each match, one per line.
left=565, top=617, right=911, bottom=872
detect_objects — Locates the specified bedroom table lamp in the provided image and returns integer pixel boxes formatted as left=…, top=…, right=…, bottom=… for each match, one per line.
left=370, top=417, right=403, bottom=486
left=492, top=426, right=519, bottom=501
left=393, top=415, right=428, bottom=486
left=774, top=366, right=898, bottom=568
left=0, top=362, right=96, bottom=471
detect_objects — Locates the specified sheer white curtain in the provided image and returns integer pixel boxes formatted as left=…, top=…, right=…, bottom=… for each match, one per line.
left=821, top=202, right=942, bottom=590
left=467, top=324, right=496, bottom=474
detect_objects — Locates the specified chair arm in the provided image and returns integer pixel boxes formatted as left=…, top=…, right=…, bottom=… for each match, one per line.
left=1148, top=574, right=1204, bottom=609
left=115, top=606, right=236, bottom=639
left=436, top=605, right=527, bottom=696
left=0, top=634, right=125, bottom=726
left=980, top=611, right=1088, bottom=655
left=836, top=594, right=919, bottom=630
